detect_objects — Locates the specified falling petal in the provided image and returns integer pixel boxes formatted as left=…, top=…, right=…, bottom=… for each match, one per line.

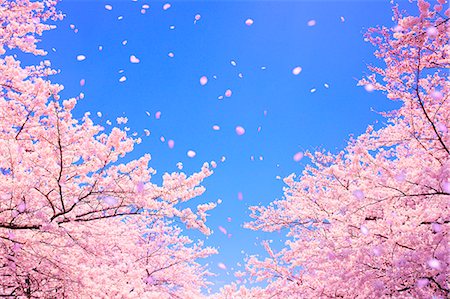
left=102, top=196, right=118, bottom=206
left=235, top=126, right=245, bottom=136
left=105, top=4, right=113, bottom=11
left=245, top=18, right=254, bottom=26
left=353, top=189, right=364, bottom=200
left=324, top=83, right=329, bottom=88
left=310, top=88, right=316, bottom=93
left=431, top=223, right=442, bottom=233
left=225, top=89, right=232, bottom=97
left=218, top=263, right=227, bottom=270
left=426, top=26, right=438, bottom=37
left=176, top=162, right=183, bottom=170
left=307, top=20, right=316, bottom=26
left=427, top=258, right=441, bottom=270
left=137, top=182, right=145, bottom=193
left=97, top=112, right=102, bottom=117
left=168, top=139, right=175, bottom=149
left=122, top=40, right=127, bottom=46
left=416, top=278, right=429, bottom=288
left=187, top=150, right=196, bottom=158
left=340, top=16, right=345, bottom=22
left=130, top=55, right=140, bottom=63
left=212, top=125, right=220, bottom=131
left=431, top=90, right=443, bottom=100
left=364, top=84, right=375, bottom=92
left=76, top=55, right=86, bottom=61
left=230, top=60, right=237, bottom=66
left=292, top=66, right=302, bottom=75
left=155, top=111, right=161, bottom=119
left=168, top=52, right=174, bottom=58
left=195, top=14, right=201, bottom=21
left=119, top=76, right=127, bottom=83
left=200, top=76, right=208, bottom=86
left=80, top=79, right=85, bottom=86
left=218, top=226, right=227, bottom=235
left=162, top=3, right=171, bottom=10
left=217, top=198, right=222, bottom=204
left=142, top=4, right=150, bottom=9
left=160, top=136, right=165, bottom=142
left=237, top=192, right=243, bottom=201
left=293, top=152, right=303, bottom=162
left=360, top=225, right=369, bottom=235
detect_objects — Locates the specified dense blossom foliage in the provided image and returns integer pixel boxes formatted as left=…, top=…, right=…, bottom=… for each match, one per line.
left=0, top=1, right=217, bottom=297
left=219, top=1, right=449, bottom=298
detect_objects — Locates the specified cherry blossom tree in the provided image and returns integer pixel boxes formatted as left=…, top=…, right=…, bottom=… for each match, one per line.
left=0, top=0, right=217, bottom=297
left=233, top=1, right=449, bottom=297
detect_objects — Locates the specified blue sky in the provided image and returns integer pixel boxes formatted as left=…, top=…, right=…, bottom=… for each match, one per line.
left=25, top=0, right=416, bottom=292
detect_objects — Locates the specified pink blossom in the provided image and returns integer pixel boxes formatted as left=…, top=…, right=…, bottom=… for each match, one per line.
left=245, top=18, right=254, bottom=26
left=200, top=76, right=208, bottom=86
left=235, top=126, right=245, bottom=135
left=292, top=66, right=302, bottom=75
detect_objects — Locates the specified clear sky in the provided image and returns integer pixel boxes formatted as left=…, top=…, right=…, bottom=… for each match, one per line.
left=24, top=0, right=416, bottom=293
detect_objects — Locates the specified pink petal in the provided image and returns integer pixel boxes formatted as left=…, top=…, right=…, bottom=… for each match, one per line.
left=293, top=152, right=303, bottom=162
left=225, top=89, right=232, bottom=97
left=162, top=3, right=171, bottom=10
left=105, top=4, right=113, bottom=11
left=427, top=258, right=441, bottom=270
left=130, top=55, right=140, bottom=63
left=307, top=20, right=316, bottom=26
left=360, top=225, right=369, bottom=235
left=245, top=18, right=254, bottom=26
left=200, top=76, right=208, bottom=86
left=212, top=125, right=220, bottom=131
left=76, top=55, right=86, bottom=61
left=416, top=278, right=429, bottom=288
left=187, top=150, right=196, bottom=158
left=364, top=84, right=375, bottom=92
left=168, top=139, right=175, bottom=149
left=426, top=26, right=438, bottom=37
left=235, top=126, right=245, bottom=136
left=237, top=192, right=243, bottom=201
left=292, top=66, right=302, bottom=75
left=353, top=189, right=364, bottom=200
left=155, top=111, right=161, bottom=119
left=218, top=226, right=227, bottom=235
left=80, top=79, right=85, bottom=86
